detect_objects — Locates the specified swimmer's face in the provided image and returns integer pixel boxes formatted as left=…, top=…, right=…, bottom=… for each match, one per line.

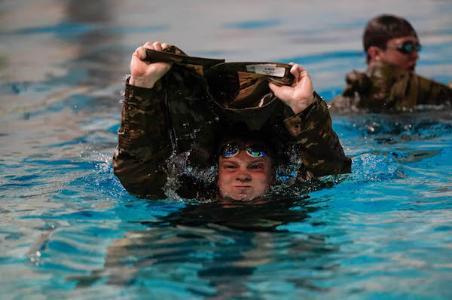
left=217, top=150, right=273, bottom=201
left=370, top=35, right=420, bottom=71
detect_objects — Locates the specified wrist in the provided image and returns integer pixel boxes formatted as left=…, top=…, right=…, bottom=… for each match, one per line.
left=129, top=75, right=157, bottom=89
left=290, top=94, right=315, bottom=114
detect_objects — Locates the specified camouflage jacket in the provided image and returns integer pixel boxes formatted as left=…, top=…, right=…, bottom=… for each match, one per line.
left=113, top=66, right=351, bottom=199
left=331, top=61, right=452, bottom=113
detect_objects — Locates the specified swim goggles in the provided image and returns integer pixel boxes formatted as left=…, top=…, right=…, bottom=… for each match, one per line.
left=388, top=41, right=422, bottom=54
left=220, top=143, right=268, bottom=158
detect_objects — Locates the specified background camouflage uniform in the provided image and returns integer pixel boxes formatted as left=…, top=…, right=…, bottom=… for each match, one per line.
left=113, top=65, right=351, bottom=199
left=331, top=61, right=452, bottom=113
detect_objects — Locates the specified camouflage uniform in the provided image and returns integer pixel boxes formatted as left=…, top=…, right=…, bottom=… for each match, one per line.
left=113, top=63, right=351, bottom=199
left=331, top=61, right=452, bottom=113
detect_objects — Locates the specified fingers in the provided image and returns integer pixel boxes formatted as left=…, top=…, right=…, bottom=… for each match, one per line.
left=143, top=41, right=169, bottom=51
left=133, top=41, right=171, bottom=62
left=268, top=82, right=278, bottom=94
left=146, top=41, right=162, bottom=51
left=289, top=64, right=307, bottom=82
left=269, top=82, right=292, bottom=100
left=153, top=41, right=163, bottom=51
left=133, top=46, right=146, bottom=60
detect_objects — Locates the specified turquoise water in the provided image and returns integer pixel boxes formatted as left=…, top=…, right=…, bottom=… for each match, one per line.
left=1, top=0, right=451, bottom=299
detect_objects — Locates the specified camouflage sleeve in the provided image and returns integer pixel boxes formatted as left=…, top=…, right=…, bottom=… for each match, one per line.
left=329, top=94, right=360, bottom=114
left=330, top=66, right=452, bottom=112
left=404, top=74, right=452, bottom=107
left=283, top=93, right=352, bottom=179
left=112, top=79, right=172, bottom=198
left=329, top=70, right=371, bottom=113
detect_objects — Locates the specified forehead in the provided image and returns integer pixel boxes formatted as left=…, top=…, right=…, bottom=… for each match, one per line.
left=387, top=35, right=419, bottom=45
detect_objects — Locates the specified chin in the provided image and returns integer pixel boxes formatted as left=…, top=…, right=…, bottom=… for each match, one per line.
left=222, top=193, right=258, bottom=201
left=233, top=194, right=255, bottom=201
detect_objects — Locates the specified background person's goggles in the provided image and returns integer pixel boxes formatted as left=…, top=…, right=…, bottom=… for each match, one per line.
left=390, top=41, right=422, bottom=54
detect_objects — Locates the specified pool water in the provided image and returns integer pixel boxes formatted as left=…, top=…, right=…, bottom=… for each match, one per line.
left=1, top=0, right=451, bottom=299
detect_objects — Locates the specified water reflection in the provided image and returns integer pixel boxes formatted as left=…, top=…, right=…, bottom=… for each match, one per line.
left=0, top=0, right=451, bottom=298
left=64, top=0, right=123, bottom=86
left=71, top=197, right=340, bottom=297
left=339, top=110, right=452, bottom=144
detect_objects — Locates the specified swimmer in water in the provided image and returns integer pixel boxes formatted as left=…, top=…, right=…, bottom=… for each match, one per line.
left=331, top=14, right=452, bottom=113
left=113, top=41, right=351, bottom=201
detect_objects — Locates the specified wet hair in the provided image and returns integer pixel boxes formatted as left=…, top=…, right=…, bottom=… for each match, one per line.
left=363, top=14, right=418, bottom=62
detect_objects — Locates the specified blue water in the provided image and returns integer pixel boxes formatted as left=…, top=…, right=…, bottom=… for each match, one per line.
left=1, top=0, right=451, bottom=299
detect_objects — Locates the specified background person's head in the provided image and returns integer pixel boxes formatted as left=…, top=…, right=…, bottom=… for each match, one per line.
left=363, top=14, right=420, bottom=71
left=216, top=126, right=276, bottom=201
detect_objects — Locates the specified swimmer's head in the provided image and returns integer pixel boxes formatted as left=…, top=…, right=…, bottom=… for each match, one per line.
left=364, top=14, right=420, bottom=71
left=216, top=125, right=276, bottom=201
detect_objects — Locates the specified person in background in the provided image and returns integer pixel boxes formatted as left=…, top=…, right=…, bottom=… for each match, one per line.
left=113, top=41, right=351, bottom=201
left=331, top=14, right=452, bottom=113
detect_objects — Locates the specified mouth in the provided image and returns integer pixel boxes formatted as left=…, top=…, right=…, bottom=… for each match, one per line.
left=233, top=185, right=252, bottom=189
left=408, top=59, right=417, bottom=70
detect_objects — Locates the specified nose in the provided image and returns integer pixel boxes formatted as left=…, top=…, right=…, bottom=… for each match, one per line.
left=407, top=49, right=418, bottom=58
left=236, top=171, right=251, bottom=182
left=408, top=48, right=419, bottom=60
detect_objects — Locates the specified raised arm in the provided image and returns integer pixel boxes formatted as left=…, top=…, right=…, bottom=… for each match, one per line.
left=113, top=41, right=174, bottom=198
left=269, top=65, right=351, bottom=179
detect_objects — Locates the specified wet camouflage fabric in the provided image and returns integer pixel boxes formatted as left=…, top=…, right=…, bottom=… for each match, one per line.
left=113, top=66, right=351, bottom=199
left=331, top=61, right=452, bottom=113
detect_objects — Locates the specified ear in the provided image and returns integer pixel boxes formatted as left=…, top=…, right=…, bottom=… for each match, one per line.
left=367, top=46, right=383, bottom=63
